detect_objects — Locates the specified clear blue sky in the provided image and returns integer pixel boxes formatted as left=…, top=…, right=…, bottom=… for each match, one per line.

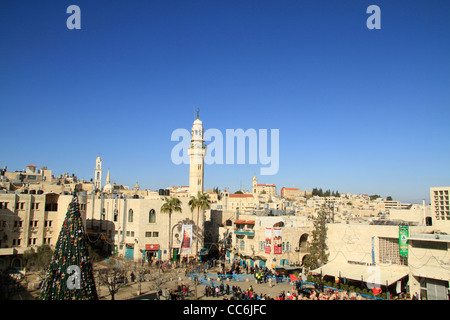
left=1, top=0, right=449, bottom=203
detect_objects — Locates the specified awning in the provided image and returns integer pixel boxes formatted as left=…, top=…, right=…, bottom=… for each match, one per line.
left=145, top=244, right=160, bottom=251
left=276, top=266, right=302, bottom=271
left=310, top=261, right=408, bottom=286
left=253, top=256, right=267, bottom=261
left=234, top=220, right=255, bottom=224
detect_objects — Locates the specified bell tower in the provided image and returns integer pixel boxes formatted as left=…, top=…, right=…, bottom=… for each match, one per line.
left=252, top=175, right=258, bottom=195
left=188, top=109, right=206, bottom=195
left=94, top=155, right=102, bottom=190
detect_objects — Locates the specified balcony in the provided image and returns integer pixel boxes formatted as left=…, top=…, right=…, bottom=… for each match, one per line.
left=234, top=228, right=255, bottom=236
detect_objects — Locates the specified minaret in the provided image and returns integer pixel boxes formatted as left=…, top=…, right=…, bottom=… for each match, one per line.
left=94, top=156, right=102, bottom=190
left=188, top=109, right=206, bottom=196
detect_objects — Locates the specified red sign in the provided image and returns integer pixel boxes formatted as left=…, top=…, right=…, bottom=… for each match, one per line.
left=145, top=244, right=160, bottom=251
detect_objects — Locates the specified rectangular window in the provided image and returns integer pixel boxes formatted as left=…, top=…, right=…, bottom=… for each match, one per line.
left=379, top=237, right=408, bottom=266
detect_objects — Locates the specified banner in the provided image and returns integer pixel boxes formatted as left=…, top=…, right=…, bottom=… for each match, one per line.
left=399, top=226, right=409, bottom=257
left=180, top=225, right=193, bottom=255
left=273, top=228, right=282, bottom=254
left=265, top=228, right=272, bottom=254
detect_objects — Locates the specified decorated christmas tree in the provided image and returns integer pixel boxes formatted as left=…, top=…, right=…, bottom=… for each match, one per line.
left=39, top=191, right=98, bottom=300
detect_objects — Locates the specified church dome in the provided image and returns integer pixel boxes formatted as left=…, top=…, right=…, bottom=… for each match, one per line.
left=103, top=183, right=113, bottom=193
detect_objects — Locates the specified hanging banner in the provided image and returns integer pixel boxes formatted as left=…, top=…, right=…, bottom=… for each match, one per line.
left=273, top=228, right=282, bottom=254
left=265, top=228, right=272, bottom=254
left=399, top=226, right=409, bottom=257
left=179, top=225, right=193, bottom=255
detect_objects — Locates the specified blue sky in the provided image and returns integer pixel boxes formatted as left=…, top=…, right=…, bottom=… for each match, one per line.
left=1, top=0, right=449, bottom=203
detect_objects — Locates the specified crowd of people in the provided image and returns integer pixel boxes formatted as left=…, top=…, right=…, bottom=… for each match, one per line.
left=202, top=280, right=366, bottom=300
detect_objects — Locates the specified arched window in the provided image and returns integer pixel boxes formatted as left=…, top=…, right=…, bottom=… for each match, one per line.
left=149, top=209, right=156, bottom=223
left=128, top=209, right=133, bottom=223
left=240, top=240, right=245, bottom=251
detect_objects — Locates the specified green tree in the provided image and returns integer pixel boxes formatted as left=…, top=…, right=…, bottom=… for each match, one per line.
left=188, top=192, right=212, bottom=259
left=23, top=244, right=53, bottom=272
left=160, top=196, right=182, bottom=260
left=386, top=196, right=393, bottom=201
left=303, top=204, right=329, bottom=272
left=39, top=192, right=98, bottom=300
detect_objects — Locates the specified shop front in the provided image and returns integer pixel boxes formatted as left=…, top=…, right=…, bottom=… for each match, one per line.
left=144, top=244, right=161, bottom=262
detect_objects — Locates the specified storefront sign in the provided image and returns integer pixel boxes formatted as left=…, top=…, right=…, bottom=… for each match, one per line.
left=145, top=244, right=160, bottom=251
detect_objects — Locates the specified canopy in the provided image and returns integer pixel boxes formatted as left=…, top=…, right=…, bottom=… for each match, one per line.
left=310, top=261, right=408, bottom=286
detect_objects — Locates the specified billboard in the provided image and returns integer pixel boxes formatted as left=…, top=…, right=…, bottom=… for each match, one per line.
left=180, top=224, right=193, bottom=255
left=265, top=228, right=272, bottom=254
left=273, top=228, right=282, bottom=254
left=399, top=226, right=409, bottom=257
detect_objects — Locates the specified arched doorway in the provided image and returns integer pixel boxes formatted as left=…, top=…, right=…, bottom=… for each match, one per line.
left=299, top=233, right=309, bottom=251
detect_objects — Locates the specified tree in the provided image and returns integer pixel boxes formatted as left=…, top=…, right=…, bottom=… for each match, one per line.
left=188, top=192, right=212, bottom=260
left=39, top=192, right=98, bottom=300
left=23, top=244, right=53, bottom=272
left=96, top=258, right=127, bottom=300
left=160, top=196, right=182, bottom=260
left=386, top=196, right=393, bottom=201
left=303, top=204, right=329, bottom=272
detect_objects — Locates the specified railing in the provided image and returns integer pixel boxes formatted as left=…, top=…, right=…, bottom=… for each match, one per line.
left=234, top=229, right=255, bottom=236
